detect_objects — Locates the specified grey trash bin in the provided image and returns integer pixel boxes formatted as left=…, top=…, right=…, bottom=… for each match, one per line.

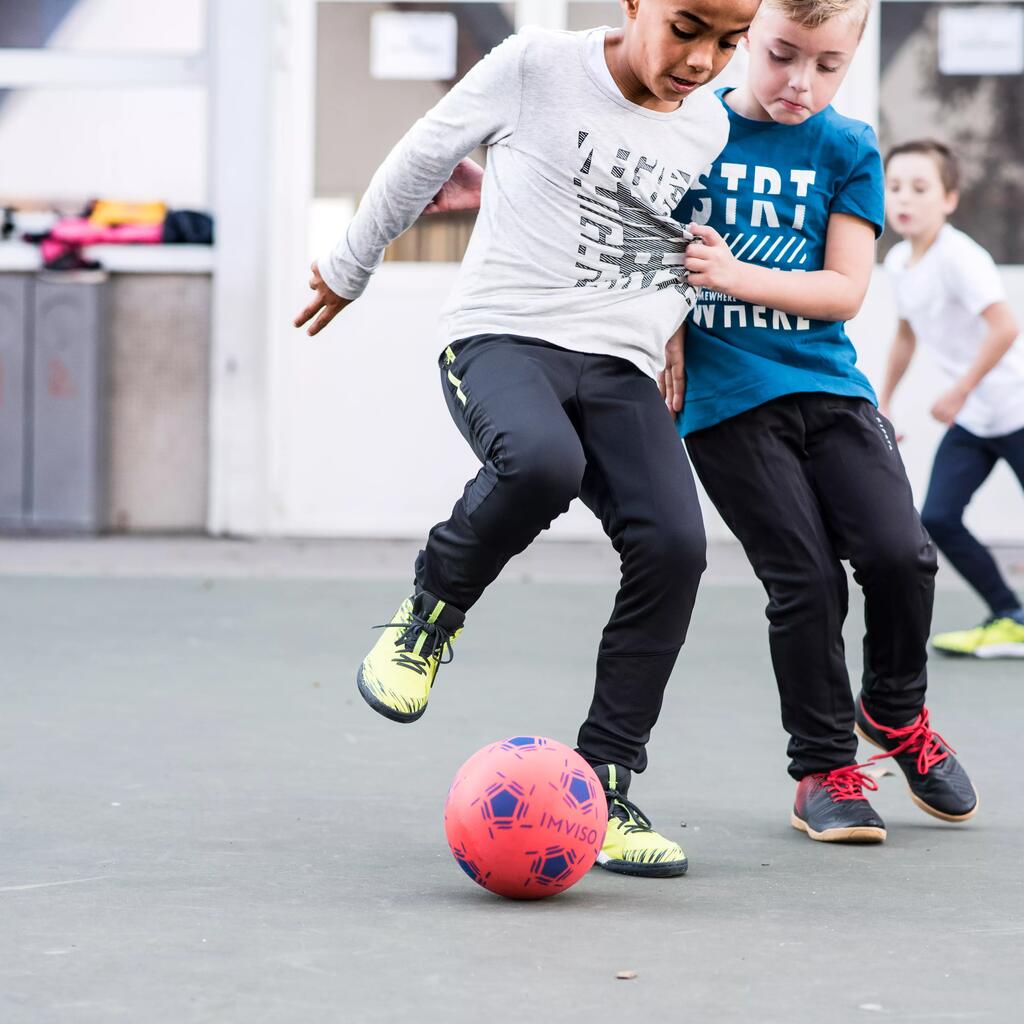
left=0, top=274, right=31, bottom=530
left=30, top=275, right=109, bottom=532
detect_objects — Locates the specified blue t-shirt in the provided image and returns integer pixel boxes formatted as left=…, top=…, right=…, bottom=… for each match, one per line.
left=672, top=89, right=884, bottom=436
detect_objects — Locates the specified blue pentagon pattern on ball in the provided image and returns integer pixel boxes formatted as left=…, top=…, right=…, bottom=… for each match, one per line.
left=527, top=845, right=579, bottom=888
left=476, top=779, right=531, bottom=837
left=498, top=736, right=549, bottom=757
left=490, top=788, right=519, bottom=819
left=450, top=842, right=489, bottom=888
left=560, top=767, right=600, bottom=814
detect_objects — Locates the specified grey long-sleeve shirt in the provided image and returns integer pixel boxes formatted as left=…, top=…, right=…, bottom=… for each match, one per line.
left=318, top=26, right=729, bottom=380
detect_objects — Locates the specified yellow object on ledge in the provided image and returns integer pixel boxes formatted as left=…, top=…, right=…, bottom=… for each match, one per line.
left=89, top=200, right=167, bottom=227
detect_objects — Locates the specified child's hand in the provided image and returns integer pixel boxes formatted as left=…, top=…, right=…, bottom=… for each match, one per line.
left=424, top=158, right=484, bottom=215
left=931, top=385, right=969, bottom=426
left=658, top=325, right=686, bottom=414
left=684, top=223, right=740, bottom=294
left=294, top=261, right=352, bottom=336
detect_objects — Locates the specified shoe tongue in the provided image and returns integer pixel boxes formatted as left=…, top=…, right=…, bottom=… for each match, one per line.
left=413, top=590, right=465, bottom=632
left=592, top=763, right=632, bottom=797
left=895, top=708, right=929, bottom=732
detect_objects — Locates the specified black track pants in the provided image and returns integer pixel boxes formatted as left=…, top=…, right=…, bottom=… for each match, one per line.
left=686, top=394, right=937, bottom=780
left=415, top=334, right=706, bottom=773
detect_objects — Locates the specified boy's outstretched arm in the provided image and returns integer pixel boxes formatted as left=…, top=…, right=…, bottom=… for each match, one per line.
left=683, top=213, right=874, bottom=322
left=294, top=35, right=524, bottom=336
left=930, top=302, right=1019, bottom=425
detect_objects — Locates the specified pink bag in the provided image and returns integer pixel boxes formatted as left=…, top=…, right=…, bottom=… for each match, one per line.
left=40, top=217, right=163, bottom=263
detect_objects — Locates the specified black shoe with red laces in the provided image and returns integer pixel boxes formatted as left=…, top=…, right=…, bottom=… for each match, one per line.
left=791, top=764, right=887, bottom=843
left=855, top=697, right=978, bottom=822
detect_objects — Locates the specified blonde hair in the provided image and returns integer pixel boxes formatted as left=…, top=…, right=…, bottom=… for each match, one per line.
left=760, top=0, right=873, bottom=35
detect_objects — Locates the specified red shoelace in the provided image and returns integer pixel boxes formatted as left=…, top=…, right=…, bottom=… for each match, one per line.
left=820, top=764, right=878, bottom=801
left=863, top=705, right=953, bottom=776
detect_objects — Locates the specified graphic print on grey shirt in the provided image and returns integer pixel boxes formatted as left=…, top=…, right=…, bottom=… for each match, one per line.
left=574, top=128, right=699, bottom=294
left=318, top=26, right=730, bottom=380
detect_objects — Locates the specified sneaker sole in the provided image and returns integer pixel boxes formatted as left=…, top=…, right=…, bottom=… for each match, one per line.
left=789, top=813, right=886, bottom=843
left=595, top=853, right=688, bottom=878
left=931, top=646, right=972, bottom=658
left=933, top=641, right=1024, bottom=659
left=974, top=644, right=1024, bottom=659
left=854, top=723, right=980, bottom=823
left=356, top=666, right=425, bottom=724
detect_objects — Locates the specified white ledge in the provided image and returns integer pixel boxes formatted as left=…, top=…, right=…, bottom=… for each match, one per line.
left=0, top=241, right=214, bottom=274
left=0, top=49, right=206, bottom=87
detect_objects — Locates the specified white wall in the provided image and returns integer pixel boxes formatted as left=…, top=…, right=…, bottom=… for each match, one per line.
left=271, top=262, right=1024, bottom=543
left=0, top=87, right=207, bottom=206
left=252, top=0, right=1024, bottom=544
left=276, top=263, right=618, bottom=540
left=0, top=0, right=207, bottom=206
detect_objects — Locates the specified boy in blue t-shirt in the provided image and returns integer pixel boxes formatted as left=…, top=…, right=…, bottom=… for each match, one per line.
left=668, top=0, right=978, bottom=842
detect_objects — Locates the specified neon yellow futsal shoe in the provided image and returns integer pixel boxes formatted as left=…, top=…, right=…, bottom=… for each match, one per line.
left=932, top=617, right=1024, bottom=659
left=592, top=764, right=688, bottom=877
left=357, top=591, right=464, bottom=723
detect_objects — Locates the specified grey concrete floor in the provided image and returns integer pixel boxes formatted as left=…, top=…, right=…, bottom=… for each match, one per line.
left=1, top=541, right=1022, bottom=1023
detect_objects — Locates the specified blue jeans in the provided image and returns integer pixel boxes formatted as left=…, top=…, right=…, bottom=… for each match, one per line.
left=920, top=424, right=1024, bottom=617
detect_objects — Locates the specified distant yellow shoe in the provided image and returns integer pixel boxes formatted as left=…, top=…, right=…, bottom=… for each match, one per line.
left=932, top=617, right=1024, bottom=659
left=592, top=765, right=688, bottom=877
left=357, top=591, right=464, bottom=723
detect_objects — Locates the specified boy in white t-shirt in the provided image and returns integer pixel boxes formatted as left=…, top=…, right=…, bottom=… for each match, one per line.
left=881, top=139, right=1024, bottom=658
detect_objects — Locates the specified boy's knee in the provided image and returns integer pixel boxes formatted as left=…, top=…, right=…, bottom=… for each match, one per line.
left=860, top=534, right=938, bottom=584
left=629, top=518, right=707, bottom=582
left=658, top=519, right=707, bottom=576
left=501, top=436, right=584, bottom=510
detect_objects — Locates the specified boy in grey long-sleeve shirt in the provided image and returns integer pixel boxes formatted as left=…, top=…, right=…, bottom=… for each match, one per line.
left=295, top=0, right=758, bottom=879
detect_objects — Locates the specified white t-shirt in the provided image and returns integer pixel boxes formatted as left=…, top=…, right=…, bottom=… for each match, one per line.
left=319, top=27, right=729, bottom=380
left=884, top=225, right=1024, bottom=437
